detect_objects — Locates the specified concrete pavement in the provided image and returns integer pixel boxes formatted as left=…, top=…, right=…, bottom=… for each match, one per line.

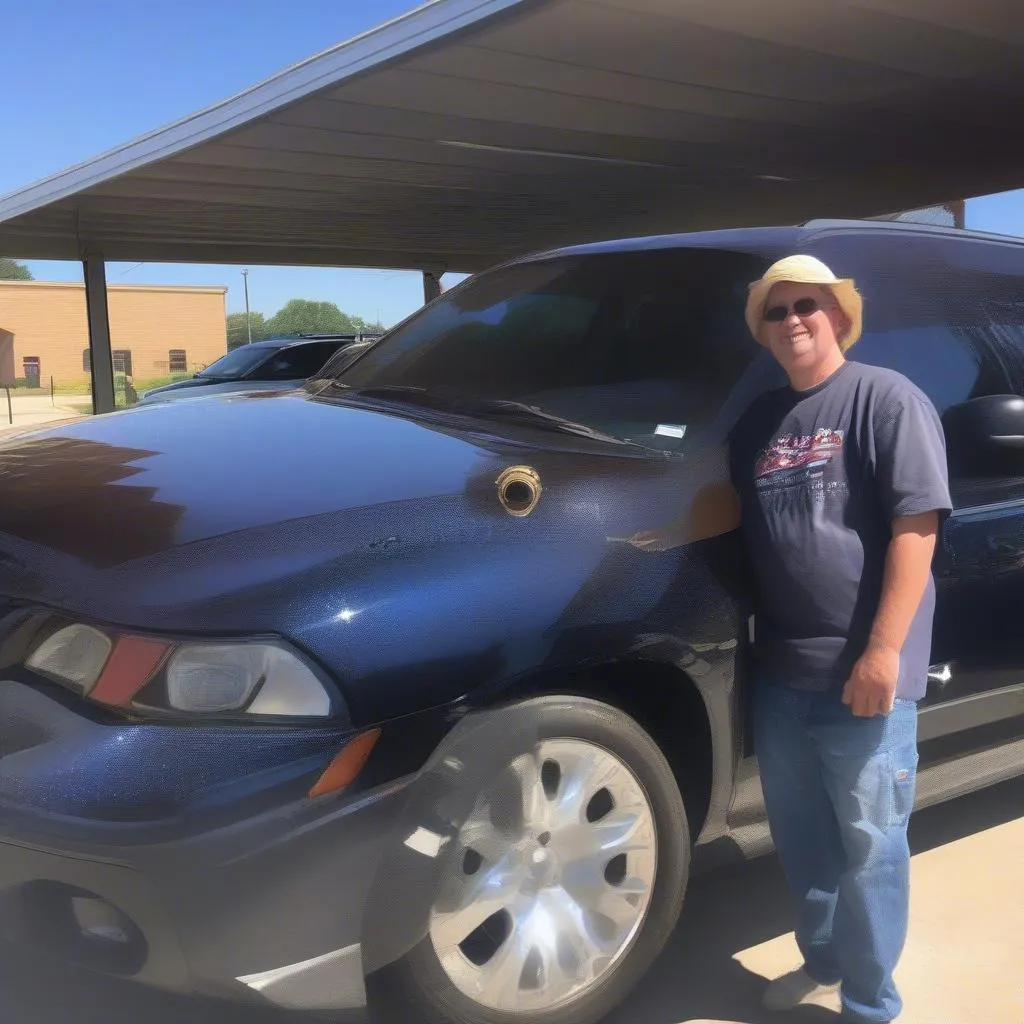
left=0, top=392, right=89, bottom=437
left=1, top=776, right=1021, bottom=1024
left=605, top=775, right=1024, bottom=1024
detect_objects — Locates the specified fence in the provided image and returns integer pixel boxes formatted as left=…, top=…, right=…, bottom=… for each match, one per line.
left=3, top=371, right=194, bottom=420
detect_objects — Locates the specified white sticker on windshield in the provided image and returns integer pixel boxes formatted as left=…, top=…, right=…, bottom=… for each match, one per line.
left=654, top=424, right=686, bottom=439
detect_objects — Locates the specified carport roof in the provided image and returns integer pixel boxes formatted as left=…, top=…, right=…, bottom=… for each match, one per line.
left=2, top=0, right=1023, bottom=272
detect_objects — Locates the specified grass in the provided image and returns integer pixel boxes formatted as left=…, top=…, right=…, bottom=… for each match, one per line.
left=6, top=373, right=193, bottom=395
left=4, top=373, right=195, bottom=413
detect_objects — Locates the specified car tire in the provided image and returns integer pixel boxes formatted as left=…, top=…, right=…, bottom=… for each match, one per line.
left=367, top=695, right=690, bottom=1024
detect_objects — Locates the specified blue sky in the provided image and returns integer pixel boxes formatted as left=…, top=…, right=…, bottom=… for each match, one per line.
left=2, top=0, right=1022, bottom=325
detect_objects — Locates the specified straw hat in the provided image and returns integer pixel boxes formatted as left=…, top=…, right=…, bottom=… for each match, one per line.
left=745, top=254, right=863, bottom=351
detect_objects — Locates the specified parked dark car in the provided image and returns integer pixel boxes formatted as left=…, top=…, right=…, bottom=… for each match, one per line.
left=138, top=332, right=382, bottom=405
left=1, top=220, right=1023, bottom=1024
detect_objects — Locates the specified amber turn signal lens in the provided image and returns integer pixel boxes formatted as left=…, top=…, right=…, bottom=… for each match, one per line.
left=308, top=728, right=382, bottom=799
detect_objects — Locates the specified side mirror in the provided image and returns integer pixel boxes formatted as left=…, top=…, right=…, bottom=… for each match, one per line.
left=942, top=395, right=1024, bottom=478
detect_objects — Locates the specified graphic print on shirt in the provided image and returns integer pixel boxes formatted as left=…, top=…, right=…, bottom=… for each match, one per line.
left=755, top=428, right=845, bottom=491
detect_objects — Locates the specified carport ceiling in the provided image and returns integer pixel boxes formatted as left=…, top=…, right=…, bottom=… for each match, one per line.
left=2, top=0, right=1024, bottom=272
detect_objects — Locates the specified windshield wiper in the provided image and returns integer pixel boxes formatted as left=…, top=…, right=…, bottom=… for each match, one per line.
left=338, top=384, right=633, bottom=446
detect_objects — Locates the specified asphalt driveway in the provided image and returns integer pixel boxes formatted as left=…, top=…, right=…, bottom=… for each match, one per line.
left=1, top=776, right=1021, bottom=1024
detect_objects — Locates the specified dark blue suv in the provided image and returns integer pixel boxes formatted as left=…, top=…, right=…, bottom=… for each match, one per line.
left=1, top=220, right=1022, bottom=1024
left=138, top=333, right=381, bottom=405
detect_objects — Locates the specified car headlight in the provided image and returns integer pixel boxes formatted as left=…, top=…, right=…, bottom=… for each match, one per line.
left=166, top=642, right=331, bottom=716
left=26, top=624, right=113, bottom=693
left=23, top=621, right=339, bottom=721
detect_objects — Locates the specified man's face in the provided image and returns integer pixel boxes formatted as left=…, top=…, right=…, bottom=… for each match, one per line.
left=760, top=282, right=848, bottom=375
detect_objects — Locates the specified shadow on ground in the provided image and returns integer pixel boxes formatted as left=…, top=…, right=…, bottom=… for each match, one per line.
left=1, top=777, right=1021, bottom=1024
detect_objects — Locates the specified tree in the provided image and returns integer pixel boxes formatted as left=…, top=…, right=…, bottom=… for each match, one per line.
left=348, top=313, right=386, bottom=334
left=263, top=299, right=367, bottom=338
left=226, top=302, right=384, bottom=351
left=0, top=258, right=33, bottom=281
left=226, top=311, right=268, bottom=350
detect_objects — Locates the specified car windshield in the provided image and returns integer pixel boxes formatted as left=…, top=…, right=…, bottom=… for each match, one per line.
left=335, top=249, right=770, bottom=450
left=198, top=346, right=278, bottom=378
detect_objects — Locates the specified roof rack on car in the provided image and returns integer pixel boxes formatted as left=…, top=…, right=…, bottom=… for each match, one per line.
left=295, top=332, right=384, bottom=340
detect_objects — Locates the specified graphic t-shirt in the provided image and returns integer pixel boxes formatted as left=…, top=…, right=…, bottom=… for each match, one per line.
left=728, top=361, right=952, bottom=701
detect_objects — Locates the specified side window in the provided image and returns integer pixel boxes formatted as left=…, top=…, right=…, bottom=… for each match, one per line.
left=848, top=327, right=984, bottom=414
left=82, top=349, right=91, bottom=373
left=258, top=342, right=342, bottom=380
left=813, top=237, right=1023, bottom=415
left=811, top=234, right=1024, bottom=511
left=975, top=301, right=1024, bottom=397
left=846, top=302, right=1020, bottom=509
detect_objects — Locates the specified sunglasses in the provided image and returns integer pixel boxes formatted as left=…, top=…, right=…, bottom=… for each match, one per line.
left=763, top=296, right=829, bottom=322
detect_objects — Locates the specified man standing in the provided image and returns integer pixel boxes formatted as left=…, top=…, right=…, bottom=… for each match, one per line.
left=634, top=255, right=951, bottom=1023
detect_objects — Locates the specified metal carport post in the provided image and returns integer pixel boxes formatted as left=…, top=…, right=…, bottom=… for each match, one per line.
left=422, top=271, right=444, bottom=305
left=83, top=254, right=116, bottom=414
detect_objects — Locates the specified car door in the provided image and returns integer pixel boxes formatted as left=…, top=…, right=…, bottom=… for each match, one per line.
left=812, top=229, right=1024, bottom=756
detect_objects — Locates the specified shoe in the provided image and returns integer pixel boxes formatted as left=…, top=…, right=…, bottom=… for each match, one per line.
left=762, top=967, right=840, bottom=1011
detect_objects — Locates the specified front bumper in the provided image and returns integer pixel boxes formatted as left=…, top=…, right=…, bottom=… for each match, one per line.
left=0, top=783, right=410, bottom=1014
left=0, top=676, right=445, bottom=1015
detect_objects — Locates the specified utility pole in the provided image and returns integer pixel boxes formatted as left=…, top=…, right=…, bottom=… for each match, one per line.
left=242, top=269, right=252, bottom=343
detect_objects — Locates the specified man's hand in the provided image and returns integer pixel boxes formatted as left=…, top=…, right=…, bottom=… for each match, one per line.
left=628, top=483, right=741, bottom=552
left=842, top=641, right=900, bottom=717
left=627, top=528, right=678, bottom=552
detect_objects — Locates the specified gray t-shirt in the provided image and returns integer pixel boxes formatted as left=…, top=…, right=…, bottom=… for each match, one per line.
left=728, top=361, right=952, bottom=701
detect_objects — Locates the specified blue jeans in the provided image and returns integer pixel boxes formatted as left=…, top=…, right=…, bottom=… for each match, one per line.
left=752, top=683, right=919, bottom=1024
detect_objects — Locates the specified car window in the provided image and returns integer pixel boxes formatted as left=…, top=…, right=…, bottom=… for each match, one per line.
left=339, top=249, right=767, bottom=451
left=848, top=327, right=982, bottom=413
left=199, top=347, right=276, bottom=378
left=313, top=339, right=377, bottom=380
left=811, top=234, right=1024, bottom=412
left=255, top=341, right=345, bottom=380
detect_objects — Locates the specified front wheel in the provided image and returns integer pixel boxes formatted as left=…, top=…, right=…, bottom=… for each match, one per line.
left=370, top=696, right=690, bottom=1024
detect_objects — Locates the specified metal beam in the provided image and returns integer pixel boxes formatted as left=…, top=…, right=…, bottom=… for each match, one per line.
left=0, top=0, right=533, bottom=227
left=422, top=270, right=443, bottom=305
left=83, top=254, right=116, bottom=414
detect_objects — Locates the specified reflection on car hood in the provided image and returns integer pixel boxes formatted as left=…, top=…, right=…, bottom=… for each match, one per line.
left=0, top=390, right=718, bottom=642
left=0, top=391, right=504, bottom=570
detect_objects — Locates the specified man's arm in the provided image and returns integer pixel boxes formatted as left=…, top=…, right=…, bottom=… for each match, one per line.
left=629, top=482, right=740, bottom=550
left=630, top=443, right=741, bottom=551
left=843, top=511, right=940, bottom=717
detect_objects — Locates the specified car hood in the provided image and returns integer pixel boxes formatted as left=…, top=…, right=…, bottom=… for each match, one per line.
left=0, top=390, right=739, bottom=721
left=0, top=391, right=513, bottom=568
left=0, top=390, right=701, bottom=626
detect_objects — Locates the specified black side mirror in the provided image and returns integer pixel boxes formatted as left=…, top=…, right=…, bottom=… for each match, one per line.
left=942, top=395, right=1024, bottom=478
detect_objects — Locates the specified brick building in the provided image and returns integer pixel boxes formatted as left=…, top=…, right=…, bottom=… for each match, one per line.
left=0, top=280, right=227, bottom=389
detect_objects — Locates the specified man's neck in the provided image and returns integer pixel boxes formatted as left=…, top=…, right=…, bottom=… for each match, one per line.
left=789, top=352, right=846, bottom=392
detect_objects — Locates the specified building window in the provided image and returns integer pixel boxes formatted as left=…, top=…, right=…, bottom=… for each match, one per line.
left=83, top=349, right=91, bottom=373
left=112, top=350, right=133, bottom=377
left=169, top=349, right=187, bottom=374
left=22, top=357, right=41, bottom=386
